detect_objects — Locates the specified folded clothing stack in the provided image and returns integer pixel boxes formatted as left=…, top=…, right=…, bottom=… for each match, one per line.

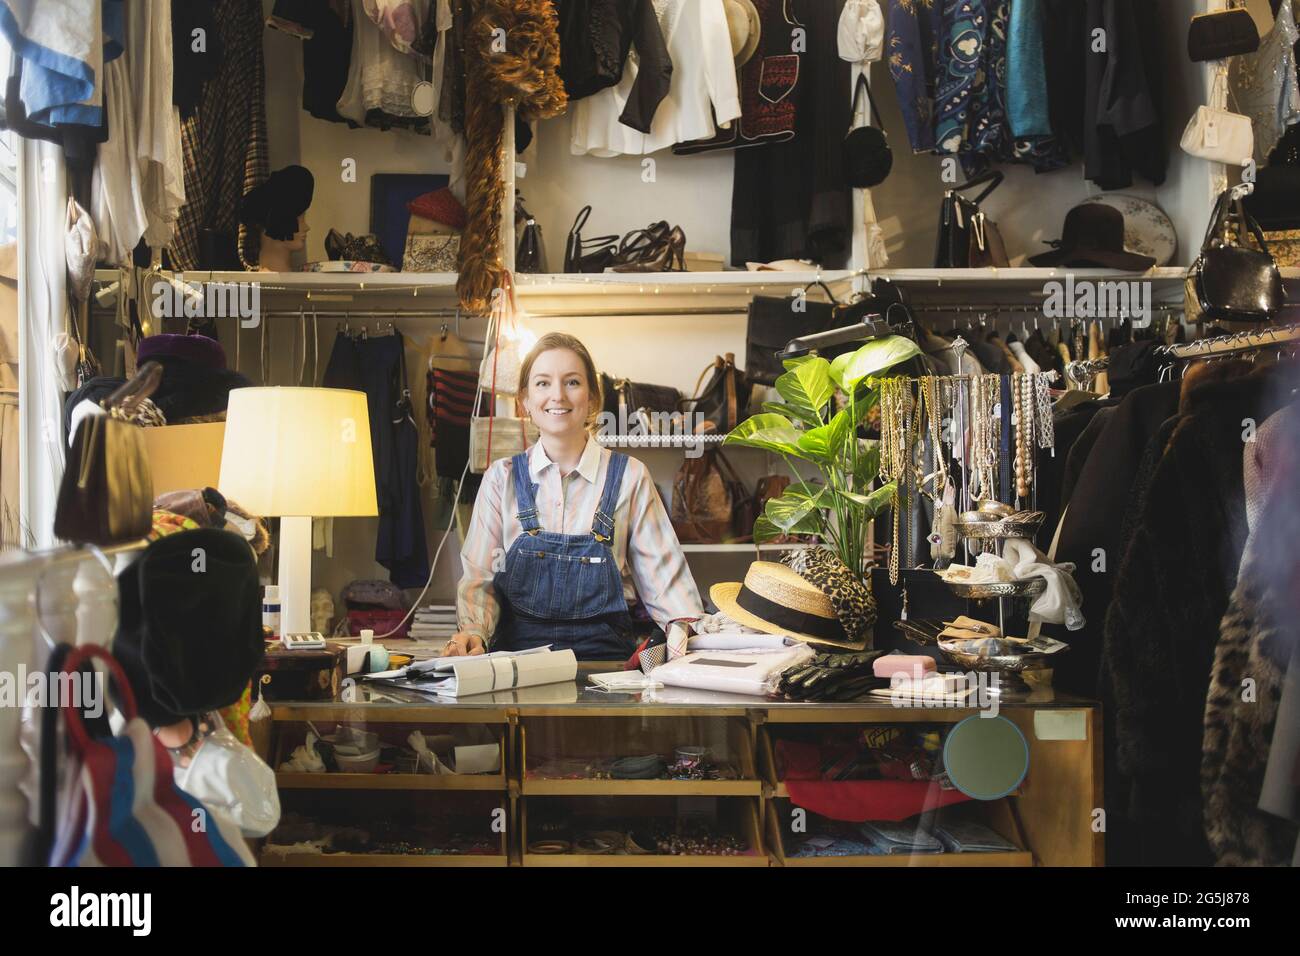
left=409, top=604, right=459, bottom=640
left=790, top=815, right=1019, bottom=857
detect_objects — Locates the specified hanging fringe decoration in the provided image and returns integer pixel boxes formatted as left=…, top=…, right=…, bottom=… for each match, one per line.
left=457, top=0, right=566, bottom=312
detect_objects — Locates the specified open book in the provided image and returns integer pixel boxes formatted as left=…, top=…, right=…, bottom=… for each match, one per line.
left=362, top=646, right=577, bottom=699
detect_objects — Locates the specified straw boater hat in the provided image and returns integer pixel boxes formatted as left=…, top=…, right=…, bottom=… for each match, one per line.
left=711, top=561, right=857, bottom=650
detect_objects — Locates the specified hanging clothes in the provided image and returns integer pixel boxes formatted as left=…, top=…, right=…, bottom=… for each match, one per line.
left=1102, top=368, right=1287, bottom=867
left=365, top=0, right=425, bottom=55
left=337, top=0, right=429, bottom=132
left=287, top=0, right=359, bottom=126
left=557, top=0, right=672, bottom=116
left=172, top=0, right=268, bottom=271
left=323, top=330, right=430, bottom=589
left=1202, top=402, right=1300, bottom=866
left=1006, top=0, right=1050, bottom=138
left=0, top=242, right=17, bottom=551
left=171, top=0, right=218, bottom=120
left=570, top=0, right=738, bottom=157
left=886, top=0, right=943, bottom=153
left=731, top=0, right=851, bottom=268
left=1230, top=0, right=1300, bottom=167
left=89, top=4, right=145, bottom=267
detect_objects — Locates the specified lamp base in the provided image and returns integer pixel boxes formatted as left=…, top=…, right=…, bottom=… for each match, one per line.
left=277, top=515, right=313, bottom=636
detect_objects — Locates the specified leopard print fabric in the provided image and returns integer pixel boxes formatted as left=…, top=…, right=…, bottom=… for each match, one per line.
left=1202, top=552, right=1297, bottom=866
left=779, top=547, right=877, bottom=647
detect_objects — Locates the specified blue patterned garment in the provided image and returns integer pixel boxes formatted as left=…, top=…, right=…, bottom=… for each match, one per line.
left=887, top=0, right=944, bottom=153
left=933, top=0, right=985, bottom=156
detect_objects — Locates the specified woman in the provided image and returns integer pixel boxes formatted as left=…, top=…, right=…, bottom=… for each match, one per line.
left=445, top=332, right=702, bottom=660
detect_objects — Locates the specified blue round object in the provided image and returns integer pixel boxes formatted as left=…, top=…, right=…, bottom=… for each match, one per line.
left=943, top=715, right=1030, bottom=800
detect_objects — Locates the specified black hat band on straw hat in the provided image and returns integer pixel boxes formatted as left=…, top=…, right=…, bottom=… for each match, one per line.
left=735, top=586, right=843, bottom=641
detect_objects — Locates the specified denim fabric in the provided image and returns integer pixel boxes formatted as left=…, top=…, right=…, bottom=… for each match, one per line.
left=492, top=451, right=634, bottom=660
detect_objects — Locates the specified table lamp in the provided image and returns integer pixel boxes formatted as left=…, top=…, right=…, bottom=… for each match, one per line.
left=218, top=387, right=378, bottom=635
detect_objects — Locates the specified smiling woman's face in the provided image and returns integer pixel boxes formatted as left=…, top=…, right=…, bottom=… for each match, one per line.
left=521, top=348, right=591, bottom=437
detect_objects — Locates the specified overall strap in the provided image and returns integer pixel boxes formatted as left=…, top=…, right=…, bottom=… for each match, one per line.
left=591, top=452, right=629, bottom=542
left=510, top=452, right=542, bottom=534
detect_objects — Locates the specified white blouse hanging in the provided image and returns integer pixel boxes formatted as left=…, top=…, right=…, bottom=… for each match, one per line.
left=571, top=0, right=742, bottom=157
left=838, top=0, right=884, bottom=63
left=338, top=0, right=423, bottom=124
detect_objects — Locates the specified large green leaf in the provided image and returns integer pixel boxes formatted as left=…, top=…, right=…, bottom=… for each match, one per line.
left=774, top=356, right=834, bottom=424
left=830, top=336, right=922, bottom=392
left=760, top=401, right=822, bottom=428
left=753, top=514, right=782, bottom=544
left=763, top=486, right=828, bottom=533
left=856, top=481, right=898, bottom=518
left=851, top=439, right=882, bottom=490
left=723, top=413, right=807, bottom=458
left=796, top=408, right=853, bottom=464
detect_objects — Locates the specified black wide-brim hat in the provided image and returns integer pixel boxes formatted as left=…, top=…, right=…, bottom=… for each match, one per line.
left=240, top=165, right=314, bottom=241
left=1029, top=202, right=1157, bottom=271
left=113, top=528, right=264, bottom=726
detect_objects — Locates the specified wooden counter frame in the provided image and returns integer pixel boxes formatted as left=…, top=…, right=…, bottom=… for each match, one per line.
left=262, top=697, right=1103, bottom=867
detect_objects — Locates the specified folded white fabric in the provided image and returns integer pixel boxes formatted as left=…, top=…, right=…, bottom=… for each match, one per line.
left=651, top=645, right=814, bottom=697
left=838, top=0, right=884, bottom=62
left=692, top=610, right=766, bottom=634
left=940, top=540, right=1084, bottom=630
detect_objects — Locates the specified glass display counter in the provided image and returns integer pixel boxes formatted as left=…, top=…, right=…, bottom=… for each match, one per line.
left=259, top=676, right=1102, bottom=867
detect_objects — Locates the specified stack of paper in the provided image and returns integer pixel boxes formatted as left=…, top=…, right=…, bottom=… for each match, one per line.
left=408, top=604, right=459, bottom=640
left=361, top=647, right=577, bottom=699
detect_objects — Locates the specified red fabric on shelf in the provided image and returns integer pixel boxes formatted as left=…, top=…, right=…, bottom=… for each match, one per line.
left=783, top=780, right=972, bottom=823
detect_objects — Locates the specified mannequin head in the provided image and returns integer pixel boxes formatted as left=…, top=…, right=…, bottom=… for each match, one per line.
left=253, top=215, right=309, bottom=272
left=518, top=333, right=603, bottom=438
left=239, top=165, right=315, bottom=272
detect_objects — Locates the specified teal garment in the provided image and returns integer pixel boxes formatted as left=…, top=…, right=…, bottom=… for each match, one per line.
left=1007, top=0, right=1051, bottom=138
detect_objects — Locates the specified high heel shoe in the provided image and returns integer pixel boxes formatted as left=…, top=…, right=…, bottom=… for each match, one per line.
left=611, top=225, right=687, bottom=272
left=610, top=221, right=670, bottom=267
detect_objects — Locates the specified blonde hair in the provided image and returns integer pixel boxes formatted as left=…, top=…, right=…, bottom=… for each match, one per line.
left=517, top=332, right=603, bottom=433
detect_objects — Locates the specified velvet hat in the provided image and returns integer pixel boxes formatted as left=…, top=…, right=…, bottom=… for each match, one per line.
left=113, top=528, right=264, bottom=726
left=406, top=188, right=467, bottom=231
left=240, top=165, right=314, bottom=241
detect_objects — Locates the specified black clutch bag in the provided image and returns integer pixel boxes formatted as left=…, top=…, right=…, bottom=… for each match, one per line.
left=600, top=373, right=681, bottom=417
left=1193, top=189, right=1285, bottom=323
left=1187, top=6, right=1259, bottom=62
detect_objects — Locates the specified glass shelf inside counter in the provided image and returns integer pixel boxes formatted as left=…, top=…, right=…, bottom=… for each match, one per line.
left=520, top=714, right=761, bottom=796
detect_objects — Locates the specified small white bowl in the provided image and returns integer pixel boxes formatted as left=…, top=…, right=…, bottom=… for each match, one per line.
left=334, top=748, right=381, bottom=774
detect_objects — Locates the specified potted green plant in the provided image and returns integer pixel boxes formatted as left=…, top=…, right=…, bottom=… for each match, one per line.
left=722, top=335, right=921, bottom=586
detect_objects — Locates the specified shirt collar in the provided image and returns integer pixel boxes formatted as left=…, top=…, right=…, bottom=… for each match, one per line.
left=528, top=436, right=602, bottom=484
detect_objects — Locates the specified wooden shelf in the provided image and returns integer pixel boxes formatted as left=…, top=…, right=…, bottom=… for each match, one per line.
left=276, top=771, right=504, bottom=791
left=260, top=850, right=507, bottom=867
left=521, top=778, right=762, bottom=797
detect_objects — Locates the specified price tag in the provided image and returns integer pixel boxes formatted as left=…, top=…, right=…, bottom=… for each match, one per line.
left=1204, top=121, right=1219, bottom=149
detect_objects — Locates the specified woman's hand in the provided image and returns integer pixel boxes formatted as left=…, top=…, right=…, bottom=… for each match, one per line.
left=442, top=632, right=486, bottom=657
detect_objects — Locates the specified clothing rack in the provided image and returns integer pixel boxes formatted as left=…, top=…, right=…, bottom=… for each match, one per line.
left=1159, top=323, right=1300, bottom=361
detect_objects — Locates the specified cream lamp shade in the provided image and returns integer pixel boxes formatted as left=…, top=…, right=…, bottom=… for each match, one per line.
left=218, top=387, right=378, bottom=517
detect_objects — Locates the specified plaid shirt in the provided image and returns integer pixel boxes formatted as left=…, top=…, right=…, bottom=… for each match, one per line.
left=457, top=438, right=703, bottom=643
left=172, top=0, right=268, bottom=270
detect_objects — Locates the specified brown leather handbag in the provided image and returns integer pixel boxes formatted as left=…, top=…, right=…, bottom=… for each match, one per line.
left=681, top=353, right=753, bottom=435
left=54, top=363, right=160, bottom=545
left=670, top=450, right=748, bottom=544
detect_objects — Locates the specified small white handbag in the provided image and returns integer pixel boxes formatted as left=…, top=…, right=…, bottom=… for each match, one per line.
left=1181, top=71, right=1254, bottom=166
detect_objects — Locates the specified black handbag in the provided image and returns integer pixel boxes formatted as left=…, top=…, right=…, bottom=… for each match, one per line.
left=842, top=73, right=892, bottom=189
left=600, top=373, right=681, bottom=417
left=563, top=205, right=619, bottom=273
left=1192, top=189, right=1286, bottom=323
left=1187, top=5, right=1259, bottom=62
left=745, top=295, right=837, bottom=386
left=682, top=354, right=753, bottom=435
left=934, top=170, right=1004, bottom=268
left=516, top=196, right=544, bottom=273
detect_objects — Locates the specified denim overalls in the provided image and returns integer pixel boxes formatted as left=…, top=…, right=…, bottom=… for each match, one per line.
left=491, top=451, right=635, bottom=660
